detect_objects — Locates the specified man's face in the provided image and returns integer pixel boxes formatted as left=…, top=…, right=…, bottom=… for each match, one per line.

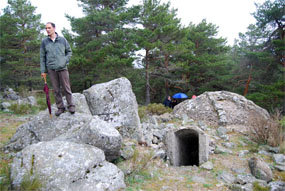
left=45, top=23, right=55, bottom=36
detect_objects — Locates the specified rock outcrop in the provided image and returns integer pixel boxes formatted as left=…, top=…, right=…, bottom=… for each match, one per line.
left=7, top=77, right=142, bottom=190
left=11, top=141, right=126, bottom=191
left=173, top=91, right=270, bottom=131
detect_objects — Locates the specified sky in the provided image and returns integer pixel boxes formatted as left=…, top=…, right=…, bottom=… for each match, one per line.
left=0, top=0, right=266, bottom=45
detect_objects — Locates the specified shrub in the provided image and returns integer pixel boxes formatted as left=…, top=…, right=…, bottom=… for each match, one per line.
left=9, top=103, right=37, bottom=115
left=36, top=97, right=49, bottom=111
left=138, top=103, right=172, bottom=119
left=248, top=111, right=283, bottom=147
left=17, top=85, right=30, bottom=98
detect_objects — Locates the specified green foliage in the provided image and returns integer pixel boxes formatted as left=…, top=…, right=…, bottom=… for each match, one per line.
left=252, top=181, right=269, bottom=191
left=178, top=19, right=231, bottom=95
left=0, top=0, right=44, bottom=90
left=145, top=103, right=173, bottom=115
left=203, top=183, right=213, bottom=188
left=66, top=0, right=139, bottom=92
left=9, top=103, right=37, bottom=115
left=36, top=93, right=55, bottom=111
left=137, top=0, right=188, bottom=104
left=138, top=103, right=172, bottom=119
left=246, top=81, right=285, bottom=112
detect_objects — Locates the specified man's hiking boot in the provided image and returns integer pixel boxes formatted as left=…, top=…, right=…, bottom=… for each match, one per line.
left=55, top=108, right=65, bottom=116
left=68, top=106, right=75, bottom=114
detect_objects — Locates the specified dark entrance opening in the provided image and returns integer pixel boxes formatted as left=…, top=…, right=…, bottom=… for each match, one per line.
left=175, top=129, right=199, bottom=166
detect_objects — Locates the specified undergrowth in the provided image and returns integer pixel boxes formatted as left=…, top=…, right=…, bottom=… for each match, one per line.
left=9, top=103, right=38, bottom=115
left=248, top=111, right=284, bottom=147
left=20, top=173, right=42, bottom=191
left=4, top=91, right=55, bottom=115
left=252, top=181, right=269, bottom=191
left=118, top=147, right=155, bottom=190
left=138, top=103, right=172, bottom=120
left=0, top=159, right=12, bottom=191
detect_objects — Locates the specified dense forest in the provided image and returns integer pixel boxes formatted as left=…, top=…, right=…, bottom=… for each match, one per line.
left=0, top=0, right=284, bottom=112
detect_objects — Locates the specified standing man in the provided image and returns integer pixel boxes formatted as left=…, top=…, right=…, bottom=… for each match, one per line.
left=163, top=95, right=172, bottom=108
left=40, top=22, right=75, bottom=116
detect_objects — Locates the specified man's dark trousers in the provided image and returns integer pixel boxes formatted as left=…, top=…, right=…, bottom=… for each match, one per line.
left=48, top=69, right=74, bottom=110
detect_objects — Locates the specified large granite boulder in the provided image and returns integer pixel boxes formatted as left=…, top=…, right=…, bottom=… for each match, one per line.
left=54, top=116, right=122, bottom=161
left=173, top=91, right=270, bottom=130
left=11, top=141, right=126, bottom=191
left=6, top=93, right=122, bottom=161
left=83, top=77, right=142, bottom=140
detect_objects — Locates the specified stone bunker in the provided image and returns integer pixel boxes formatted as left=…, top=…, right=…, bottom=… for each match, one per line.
left=165, top=128, right=209, bottom=166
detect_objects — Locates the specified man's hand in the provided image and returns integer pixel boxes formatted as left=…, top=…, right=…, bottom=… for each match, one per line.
left=41, top=73, right=47, bottom=79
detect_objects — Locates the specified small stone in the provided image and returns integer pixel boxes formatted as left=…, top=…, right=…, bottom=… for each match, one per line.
left=239, top=150, right=249, bottom=157
left=200, top=161, right=213, bottom=170
left=273, top=154, right=285, bottom=165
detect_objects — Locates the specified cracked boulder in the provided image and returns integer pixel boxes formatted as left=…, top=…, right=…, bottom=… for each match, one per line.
left=54, top=116, right=122, bottom=161
left=83, top=77, right=142, bottom=140
left=173, top=91, right=270, bottom=130
left=11, top=141, right=126, bottom=191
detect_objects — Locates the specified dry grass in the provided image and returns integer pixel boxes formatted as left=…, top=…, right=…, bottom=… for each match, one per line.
left=0, top=113, right=28, bottom=191
left=248, top=111, right=283, bottom=147
left=0, top=113, right=24, bottom=147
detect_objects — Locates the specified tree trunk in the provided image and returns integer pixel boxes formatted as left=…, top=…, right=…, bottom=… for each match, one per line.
left=243, top=74, right=251, bottom=97
left=145, top=49, right=150, bottom=105
left=243, top=64, right=252, bottom=97
left=164, top=54, right=170, bottom=96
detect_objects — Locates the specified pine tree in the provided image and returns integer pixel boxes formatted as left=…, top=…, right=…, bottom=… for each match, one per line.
left=66, top=0, right=140, bottom=91
left=232, top=24, right=283, bottom=111
left=136, top=0, right=186, bottom=104
left=0, top=0, right=44, bottom=90
left=253, top=0, right=285, bottom=66
left=180, top=19, right=230, bottom=95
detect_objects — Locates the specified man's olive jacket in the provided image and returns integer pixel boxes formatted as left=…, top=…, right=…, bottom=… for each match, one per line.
left=40, top=33, right=72, bottom=73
